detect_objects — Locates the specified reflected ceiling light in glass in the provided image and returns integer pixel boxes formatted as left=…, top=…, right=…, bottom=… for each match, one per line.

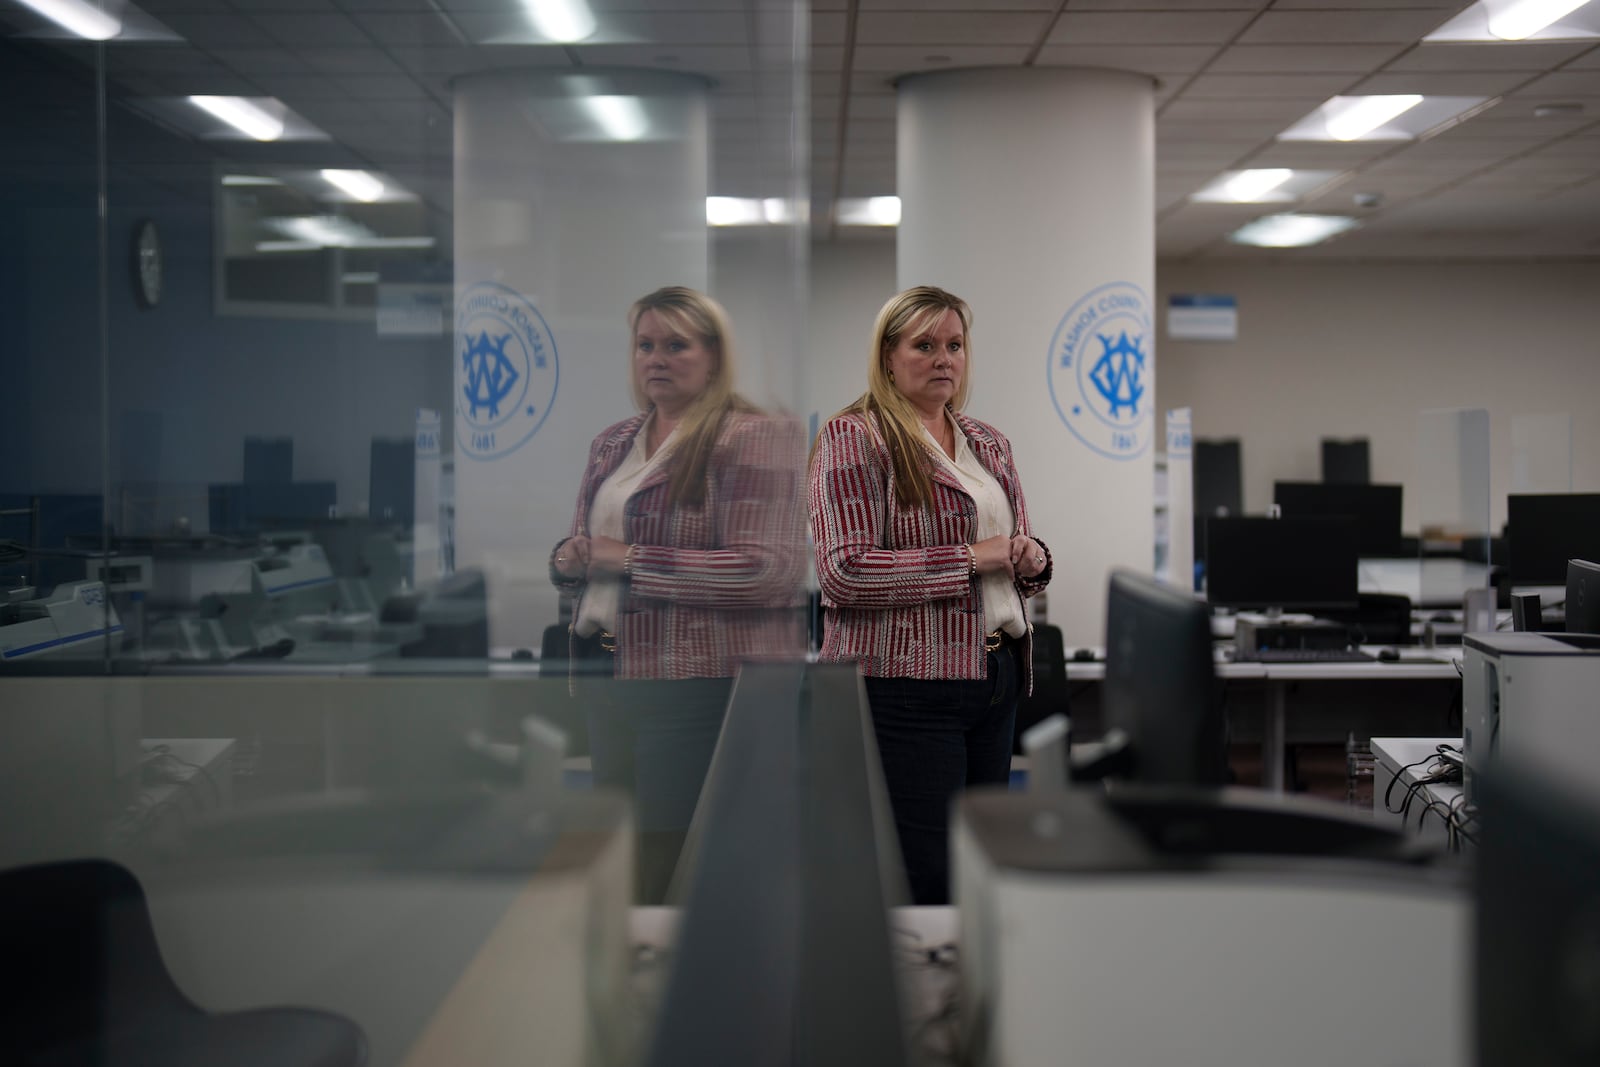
left=221, top=174, right=284, bottom=187
left=15, top=0, right=121, bottom=40
left=1229, top=213, right=1358, bottom=248
left=188, top=96, right=284, bottom=141
left=525, top=0, right=596, bottom=43
left=583, top=95, right=648, bottom=141
left=321, top=169, right=384, bottom=202
left=341, top=272, right=380, bottom=285
left=1323, top=95, right=1423, bottom=141
left=836, top=197, right=901, bottom=226
left=706, top=197, right=764, bottom=226
left=1489, top=0, right=1593, bottom=39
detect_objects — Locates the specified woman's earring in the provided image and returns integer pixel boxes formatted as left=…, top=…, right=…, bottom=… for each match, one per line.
left=887, top=370, right=896, bottom=384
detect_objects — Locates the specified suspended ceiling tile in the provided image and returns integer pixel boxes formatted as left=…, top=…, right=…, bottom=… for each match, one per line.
left=1239, top=9, right=1454, bottom=45
left=208, top=47, right=316, bottom=75
left=575, top=45, right=755, bottom=71
left=855, top=12, right=1054, bottom=46
left=1207, top=43, right=1407, bottom=73
left=1516, top=69, right=1600, bottom=96
left=1388, top=41, right=1593, bottom=72
left=1351, top=70, right=1538, bottom=96
left=347, top=12, right=466, bottom=49
left=1033, top=44, right=1218, bottom=75
left=251, top=12, right=375, bottom=47
left=1049, top=11, right=1256, bottom=46
left=1182, top=72, right=1360, bottom=98
left=155, top=11, right=281, bottom=48
left=853, top=46, right=1031, bottom=71
left=295, top=47, right=407, bottom=75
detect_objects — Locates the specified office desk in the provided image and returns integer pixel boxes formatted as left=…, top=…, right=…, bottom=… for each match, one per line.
left=1064, top=649, right=1462, bottom=793
left=1373, top=736, right=1469, bottom=851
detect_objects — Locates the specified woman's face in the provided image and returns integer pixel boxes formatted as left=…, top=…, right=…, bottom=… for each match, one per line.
left=634, top=308, right=716, bottom=416
left=885, top=307, right=965, bottom=416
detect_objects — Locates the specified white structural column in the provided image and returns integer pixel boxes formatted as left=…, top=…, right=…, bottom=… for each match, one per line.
left=898, top=68, right=1156, bottom=645
left=454, top=69, right=709, bottom=649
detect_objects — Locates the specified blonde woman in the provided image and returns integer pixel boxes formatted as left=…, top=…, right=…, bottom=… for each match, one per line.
left=551, top=286, right=801, bottom=901
left=808, top=285, right=1051, bottom=905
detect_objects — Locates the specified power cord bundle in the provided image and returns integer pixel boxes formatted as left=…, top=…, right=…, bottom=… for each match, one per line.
left=1383, top=743, right=1465, bottom=831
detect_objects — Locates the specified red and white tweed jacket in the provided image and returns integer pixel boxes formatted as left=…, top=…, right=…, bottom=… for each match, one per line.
left=550, top=410, right=804, bottom=679
left=808, top=410, right=1052, bottom=692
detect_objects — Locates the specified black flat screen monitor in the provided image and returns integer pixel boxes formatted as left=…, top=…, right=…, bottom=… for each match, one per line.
left=1508, top=494, right=1600, bottom=585
left=1102, top=570, right=1225, bottom=786
left=1273, top=481, right=1404, bottom=558
left=1204, top=516, right=1360, bottom=611
left=1568, top=559, right=1600, bottom=636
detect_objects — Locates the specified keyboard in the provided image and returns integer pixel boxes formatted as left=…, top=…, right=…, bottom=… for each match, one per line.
left=1242, top=648, right=1376, bottom=663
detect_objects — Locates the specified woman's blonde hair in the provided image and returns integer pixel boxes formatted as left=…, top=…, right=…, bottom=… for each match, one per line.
left=627, top=286, right=755, bottom=507
left=817, top=285, right=973, bottom=509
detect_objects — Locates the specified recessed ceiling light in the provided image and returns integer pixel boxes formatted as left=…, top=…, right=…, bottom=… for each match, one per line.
left=1533, top=102, right=1584, bottom=117
left=1489, top=0, right=1593, bottom=40
left=321, top=169, right=385, bottom=202
left=706, top=197, right=764, bottom=226
left=1278, top=95, right=1491, bottom=142
left=1229, top=213, right=1358, bottom=248
left=1324, top=95, right=1423, bottom=141
left=834, top=196, right=901, bottom=227
left=523, top=0, right=596, bottom=43
left=1190, top=169, right=1342, bottom=205
left=15, top=0, right=120, bottom=40
left=1424, top=0, right=1599, bottom=42
left=188, top=96, right=283, bottom=141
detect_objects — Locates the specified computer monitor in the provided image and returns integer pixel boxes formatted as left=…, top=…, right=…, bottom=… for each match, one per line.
left=1098, top=570, right=1225, bottom=786
left=1273, top=481, right=1404, bottom=557
left=1204, top=516, right=1360, bottom=611
left=1507, top=494, right=1600, bottom=585
left=1321, top=438, right=1371, bottom=485
left=1568, top=559, right=1600, bottom=636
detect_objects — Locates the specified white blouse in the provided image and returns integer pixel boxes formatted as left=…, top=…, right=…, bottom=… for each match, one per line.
left=922, top=412, right=1028, bottom=639
left=574, top=415, right=678, bottom=638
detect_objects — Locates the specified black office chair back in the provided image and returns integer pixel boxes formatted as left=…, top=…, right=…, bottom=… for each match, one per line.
left=0, top=859, right=191, bottom=1046
left=1014, top=623, right=1070, bottom=753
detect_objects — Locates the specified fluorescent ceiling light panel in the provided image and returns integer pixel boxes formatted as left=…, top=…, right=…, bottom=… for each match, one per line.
left=1191, top=169, right=1345, bottom=205
left=1226, top=169, right=1293, bottom=202
left=1229, top=214, right=1358, bottom=248
left=15, top=0, right=120, bottom=40
left=1324, top=95, right=1423, bottom=141
left=321, top=169, right=385, bottom=202
left=1278, top=96, right=1492, bottom=142
left=524, top=0, right=596, bottom=43
left=583, top=95, right=648, bottom=141
left=222, top=174, right=283, bottom=187
left=1424, top=0, right=1599, bottom=41
left=189, top=96, right=284, bottom=141
left=1489, top=0, right=1593, bottom=38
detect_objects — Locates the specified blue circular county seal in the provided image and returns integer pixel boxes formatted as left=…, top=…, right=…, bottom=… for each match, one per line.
left=455, top=281, right=560, bottom=460
left=1047, top=281, right=1153, bottom=460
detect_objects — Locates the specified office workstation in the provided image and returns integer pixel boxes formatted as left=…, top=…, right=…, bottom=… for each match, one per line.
left=6, top=0, right=1600, bottom=1063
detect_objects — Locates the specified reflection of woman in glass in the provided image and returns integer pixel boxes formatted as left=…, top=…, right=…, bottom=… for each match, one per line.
left=808, top=286, right=1052, bottom=906
left=549, top=286, right=800, bottom=902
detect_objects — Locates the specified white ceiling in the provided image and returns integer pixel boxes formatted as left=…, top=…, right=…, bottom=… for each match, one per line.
left=6, top=0, right=1600, bottom=258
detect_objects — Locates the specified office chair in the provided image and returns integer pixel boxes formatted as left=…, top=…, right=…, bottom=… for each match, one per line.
left=1014, top=623, right=1070, bottom=754
left=0, top=857, right=367, bottom=1067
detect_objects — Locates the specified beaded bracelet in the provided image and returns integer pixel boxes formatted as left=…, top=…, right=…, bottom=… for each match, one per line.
left=967, top=544, right=977, bottom=578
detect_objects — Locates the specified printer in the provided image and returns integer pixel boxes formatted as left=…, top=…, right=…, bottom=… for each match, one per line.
left=1463, top=631, right=1600, bottom=807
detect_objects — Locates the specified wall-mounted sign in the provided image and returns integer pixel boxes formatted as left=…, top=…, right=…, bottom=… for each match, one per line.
left=1167, top=293, right=1237, bottom=342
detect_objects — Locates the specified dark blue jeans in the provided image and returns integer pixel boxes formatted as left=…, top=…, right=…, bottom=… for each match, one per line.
left=584, top=677, right=733, bottom=904
left=863, top=637, right=1022, bottom=906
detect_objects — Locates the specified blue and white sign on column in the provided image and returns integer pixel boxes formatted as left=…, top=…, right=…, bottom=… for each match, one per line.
left=1165, top=407, right=1194, bottom=591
